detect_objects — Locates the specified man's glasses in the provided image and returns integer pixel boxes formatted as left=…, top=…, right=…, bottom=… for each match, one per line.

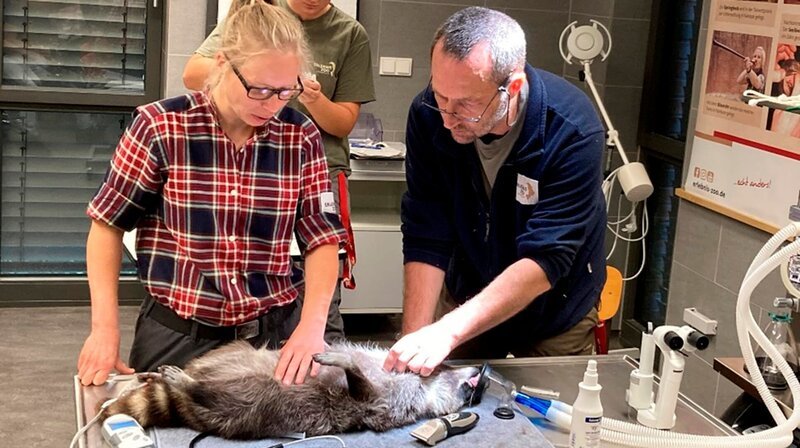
left=421, top=80, right=509, bottom=123
left=230, top=63, right=304, bottom=101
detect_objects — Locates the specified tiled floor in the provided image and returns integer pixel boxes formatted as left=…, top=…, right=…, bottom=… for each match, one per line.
left=0, top=306, right=402, bottom=447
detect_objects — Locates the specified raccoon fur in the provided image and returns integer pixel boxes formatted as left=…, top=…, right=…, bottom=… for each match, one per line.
left=102, top=341, right=480, bottom=440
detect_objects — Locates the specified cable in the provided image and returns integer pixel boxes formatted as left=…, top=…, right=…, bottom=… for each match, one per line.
left=603, top=165, right=650, bottom=281
left=189, top=431, right=346, bottom=448
left=69, top=405, right=105, bottom=448
left=69, top=380, right=148, bottom=448
left=281, top=435, right=346, bottom=447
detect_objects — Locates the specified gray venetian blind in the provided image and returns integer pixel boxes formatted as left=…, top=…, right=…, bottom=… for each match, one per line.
left=0, top=109, right=136, bottom=275
left=2, top=0, right=146, bottom=92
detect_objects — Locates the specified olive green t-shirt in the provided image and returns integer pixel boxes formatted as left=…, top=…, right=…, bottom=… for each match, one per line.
left=196, top=0, right=376, bottom=177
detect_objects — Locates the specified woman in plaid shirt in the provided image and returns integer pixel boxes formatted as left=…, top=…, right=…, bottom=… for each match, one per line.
left=77, top=0, right=346, bottom=387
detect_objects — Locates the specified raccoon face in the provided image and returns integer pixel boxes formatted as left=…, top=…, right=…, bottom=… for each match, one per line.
left=421, top=365, right=481, bottom=414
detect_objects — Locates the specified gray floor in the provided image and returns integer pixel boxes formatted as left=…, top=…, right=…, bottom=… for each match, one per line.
left=0, top=306, right=401, bottom=447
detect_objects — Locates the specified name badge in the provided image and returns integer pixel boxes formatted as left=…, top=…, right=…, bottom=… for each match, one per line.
left=320, top=191, right=337, bottom=214
left=516, top=174, right=539, bottom=205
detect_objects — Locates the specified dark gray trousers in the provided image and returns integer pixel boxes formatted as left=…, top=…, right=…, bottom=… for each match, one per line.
left=129, top=293, right=344, bottom=372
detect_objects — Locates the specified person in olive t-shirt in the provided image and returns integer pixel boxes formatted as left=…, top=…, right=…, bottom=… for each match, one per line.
left=183, top=0, right=376, bottom=342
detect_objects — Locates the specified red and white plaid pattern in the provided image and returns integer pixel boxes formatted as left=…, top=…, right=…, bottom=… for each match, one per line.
left=88, top=92, right=345, bottom=326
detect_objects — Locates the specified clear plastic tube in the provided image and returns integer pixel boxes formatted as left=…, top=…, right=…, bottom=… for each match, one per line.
left=520, top=223, right=800, bottom=448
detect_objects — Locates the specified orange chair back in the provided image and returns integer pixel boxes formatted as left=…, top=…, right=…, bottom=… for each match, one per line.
left=599, top=266, right=623, bottom=321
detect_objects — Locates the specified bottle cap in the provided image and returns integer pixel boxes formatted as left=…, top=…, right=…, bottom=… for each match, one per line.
left=583, top=360, right=599, bottom=386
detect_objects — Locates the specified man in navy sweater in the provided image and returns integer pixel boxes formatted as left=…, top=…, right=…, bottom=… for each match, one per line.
left=384, top=7, right=608, bottom=376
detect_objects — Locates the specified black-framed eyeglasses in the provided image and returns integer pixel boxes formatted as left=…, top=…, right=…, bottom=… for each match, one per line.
left=421, top=79, right=509, bottom=123
left=229, top=63, right=304, bottom=101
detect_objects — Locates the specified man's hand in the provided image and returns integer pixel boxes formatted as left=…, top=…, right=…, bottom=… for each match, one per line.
left=274, top=320, right=326, bottom=385
left=299, top=78, right=323, bottom=106
left=383, top=322, right=459, bottom=377
left=77, top=328, right=134, bottom=386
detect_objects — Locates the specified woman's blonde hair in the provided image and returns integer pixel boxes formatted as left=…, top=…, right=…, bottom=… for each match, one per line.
left=210, top=0, right=310, bottom=87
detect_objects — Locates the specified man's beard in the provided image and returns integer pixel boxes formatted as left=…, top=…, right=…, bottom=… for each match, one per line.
left=448, top=94, right=509, bottom=144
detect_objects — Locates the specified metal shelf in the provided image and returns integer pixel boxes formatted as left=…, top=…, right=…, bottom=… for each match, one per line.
left=349, top=158, right=405, bottom=181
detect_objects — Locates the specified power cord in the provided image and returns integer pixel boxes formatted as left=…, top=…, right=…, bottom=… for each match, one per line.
left=603, top=167, right=650, bottom=281
left=189, top=431, right=346, bottom=448
left=69, top=380, right=147, bottom=448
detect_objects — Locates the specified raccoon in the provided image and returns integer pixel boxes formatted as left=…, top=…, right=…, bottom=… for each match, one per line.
left=102, top=341, right=480, bottom=440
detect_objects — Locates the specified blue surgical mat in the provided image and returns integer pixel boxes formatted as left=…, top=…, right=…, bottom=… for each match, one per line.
left=149, top=394, right=554, bottom=448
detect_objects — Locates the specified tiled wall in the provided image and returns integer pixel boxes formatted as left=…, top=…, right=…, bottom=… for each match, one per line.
left=671, top=0, right=789, bottom=417
left=161, top=0, right=652, bottom=167
left=161, top=0, right=651, bottom=157
left=161, top=0, right=208, bottom=97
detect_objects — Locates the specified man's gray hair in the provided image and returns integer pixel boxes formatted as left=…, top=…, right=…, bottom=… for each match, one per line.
left=432, top=7, right=526, bottom=85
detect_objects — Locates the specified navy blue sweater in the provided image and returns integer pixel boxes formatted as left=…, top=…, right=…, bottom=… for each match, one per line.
left=402, top=64, right=608, bottom=339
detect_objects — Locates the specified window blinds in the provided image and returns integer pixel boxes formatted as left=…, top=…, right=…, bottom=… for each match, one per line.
left=2, top=0, right=147, bottom=92
left=0, top=109, right=136, bottom=274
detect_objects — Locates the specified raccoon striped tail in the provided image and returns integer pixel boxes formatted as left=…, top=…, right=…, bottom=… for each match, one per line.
left=100, top=378, right=185, bottom=429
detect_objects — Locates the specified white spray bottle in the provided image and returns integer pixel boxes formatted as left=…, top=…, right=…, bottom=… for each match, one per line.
left=569, top=359, right=603, bottom=448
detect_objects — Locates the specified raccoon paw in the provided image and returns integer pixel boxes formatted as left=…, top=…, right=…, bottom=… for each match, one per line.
left=158, top=365, right=195, bottom=386
left=136, top=372, right=162, bottom=382
left=312, top=352, right=354, bottom=369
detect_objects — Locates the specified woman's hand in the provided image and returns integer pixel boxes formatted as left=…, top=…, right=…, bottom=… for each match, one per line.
left=274, top=319, right=326, bottom=385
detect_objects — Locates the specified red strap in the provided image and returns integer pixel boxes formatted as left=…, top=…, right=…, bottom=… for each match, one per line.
left=594, top=320, right=608, bottom=355
left=338, top=172, right=357, bottom=289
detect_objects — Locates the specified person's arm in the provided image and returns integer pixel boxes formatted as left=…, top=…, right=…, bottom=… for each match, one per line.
left=386, top=107, right=607, bottom=375
left=274, top=243, right=338, bottom=385
left=77, top=220, right=134, bottom=386
left=299, top=26, right=374, bottom=138
left=276, top=121, right=347, bottom=385
left=183, top=54, right=216, bottom=91
left=298, top=79, right=361, bottom=138
left=737, top=57, right=752, bottom=85
left=182, top=21, right=223, bottom=90
left=438, top=258, right=550, bottom=343
left=400, top=261, right=445, bottom=335
left=385, top=258, right=550, bottom=376
left=383, top=95, right=458, bottom=374
left=736, top=69, right=749, bottom=85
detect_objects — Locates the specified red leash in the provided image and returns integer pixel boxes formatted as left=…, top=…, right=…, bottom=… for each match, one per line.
left=338, top=172, right=357, bottom=289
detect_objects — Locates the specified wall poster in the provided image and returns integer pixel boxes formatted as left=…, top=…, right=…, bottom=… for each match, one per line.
left=686, top=0, right=800, bottom=228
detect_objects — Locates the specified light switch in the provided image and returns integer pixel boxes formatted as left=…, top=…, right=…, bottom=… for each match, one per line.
left=379, top=57, right=396, bottom=75
left=395, top=58, right=413, bottom=76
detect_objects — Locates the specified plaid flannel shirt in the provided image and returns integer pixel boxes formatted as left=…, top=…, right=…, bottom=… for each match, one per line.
left=87, top=92, right=346, bottom=326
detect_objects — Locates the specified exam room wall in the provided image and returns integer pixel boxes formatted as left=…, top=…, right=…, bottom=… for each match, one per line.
left=668, top=0, right=791, bottom=418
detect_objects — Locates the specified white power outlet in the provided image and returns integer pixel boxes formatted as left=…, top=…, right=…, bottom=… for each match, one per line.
left=379, top=57, right=413, bottom=77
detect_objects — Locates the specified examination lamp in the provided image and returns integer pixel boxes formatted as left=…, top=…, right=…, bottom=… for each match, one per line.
left=559, top=20, right=653, bottom=203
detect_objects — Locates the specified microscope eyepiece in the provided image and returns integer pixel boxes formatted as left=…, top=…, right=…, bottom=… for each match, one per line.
left=664, top=331, right=684, bottom=350
left=687, top=331, right=709, bottom=350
